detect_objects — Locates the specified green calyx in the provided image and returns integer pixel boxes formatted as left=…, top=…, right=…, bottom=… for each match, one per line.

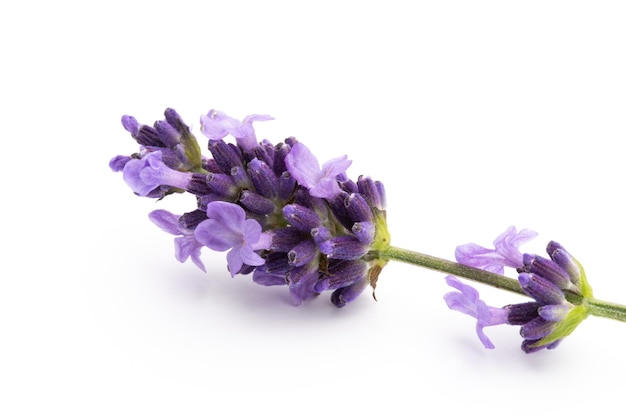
left=531, top=304, right=590, bottom=348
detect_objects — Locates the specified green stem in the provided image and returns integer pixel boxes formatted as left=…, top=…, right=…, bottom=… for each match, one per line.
left=381, top=245, right=524, bottom=295
left=381, top=245, right=626, bottom=323
left=586, top=299, right=626, bottom=322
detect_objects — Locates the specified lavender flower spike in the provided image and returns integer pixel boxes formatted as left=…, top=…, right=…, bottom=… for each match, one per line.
left=149, top=209, right=206, bottom=272
left=444, top=276, right=508, bottom=349
left=455, top=226, right=537, bottom=274
left=200, top=109, right=274, bottom=152
left=194, top=202, right=271, bottom=277
left=285, top=142, right=352, bottom=199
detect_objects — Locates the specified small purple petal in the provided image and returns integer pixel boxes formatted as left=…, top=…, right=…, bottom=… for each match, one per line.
left=285, top=142, right=351, bottom=199
left=200, top=109, right=273, bottom=152
left=109, top=155, right=132, bottom=172
left=194, top=202, right=268, bottom=277
left=148, top=209, right=206, bottom=272
left=455, top=226, right=537, bottom=274
left=444, top=276, right=508, bottom=349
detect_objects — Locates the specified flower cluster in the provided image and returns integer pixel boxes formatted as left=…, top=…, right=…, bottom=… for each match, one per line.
left=110, top=108, right=390, bottom=306
left=444, top=227, right=592, bottom=353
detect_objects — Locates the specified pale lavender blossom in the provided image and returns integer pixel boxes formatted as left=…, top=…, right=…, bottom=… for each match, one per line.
left=200, top=109, right=274, bottom=152
left=444, top=276, right=509, bottom=349
left=149, top=209, right=206, bottom=272
left=285, top=142, right=352, bottom=199
left=122, top=151, right=192, bottom=196
left=194, top=202, right=271, bottom=277
left=455, top=226, right=537, bottom=274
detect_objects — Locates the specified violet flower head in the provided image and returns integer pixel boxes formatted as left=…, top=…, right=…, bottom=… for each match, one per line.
left=446, top=228, right=592, bottom=353
left=149, top=209, right=206, bottom=272
left=195, top=201, right=271, bottom=277
left=112, top=108, right=390, bottom=307
left=200, top=109, right=274, bottom=152
left=455, top=226, right=537, bottom=274
left=285, top=142, right=352, bottom=199
left=444, top=276, right=508, bottom=349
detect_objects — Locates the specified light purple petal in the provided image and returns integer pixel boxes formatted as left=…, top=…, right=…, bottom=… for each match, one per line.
left=149, top=209, right=183, bottom=236
left=285, top=142, right=321, bottom=189
left=200, top=110, right=273, bottom=151
left=285, top=143, right=351, bottom=199
left=174, top=236, right=206, bottom=272
left=455, top=226, right=537, bottom=274
left=147, top=209, right=206, bottom=272
left=226, top=246, right=245, bottom=277
left=205, top=201, right=247, bottom=227
left=444, top=276, right=508, bottom=349
left=195, top=219, right=241, bottom=251
left=321, top=154, right=352, bottom=178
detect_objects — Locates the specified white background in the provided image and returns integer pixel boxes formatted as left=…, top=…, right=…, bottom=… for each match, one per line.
left=2, top=1, right=626, bottom=415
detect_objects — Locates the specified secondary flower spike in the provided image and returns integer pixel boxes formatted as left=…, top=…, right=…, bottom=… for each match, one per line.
left=445, top=227, right=592, bottom=353
left=110, top=108, right=390, bottom=306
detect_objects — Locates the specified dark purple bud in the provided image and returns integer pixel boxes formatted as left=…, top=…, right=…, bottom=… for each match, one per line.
left=288, top=239, right=318, bottom=266
left=202, top=158, right=223, bottom=174
left=522, top=254, right=571, bottom=289
left=330, top=277, right=369, bottom=308
left=258, top=252, right=291, bottom=276
left=240, top=190, right=276, bottom=215
left=270, top=228, right=309, bottom=252
left=135, top=125, right=164, bottom=147
left=518, top=273, right=566, bottom=306
left=206, top=172, right=238, bottom=198
left=319, top=236, right=369, bottom=260
left=547, top=241, right=581, bottom=286
left=278, top=171, right=296, bottom=200
left=505, top=301, right=540, bottom=325
left=253, top=139, right=274, bottom=168
left=352, top=221, right=375, bottom=245
left=230, top=166, right=252, bottom=189
left=521, top=339, right=562, bottom=354
left=248, top=158, right=279, bottom=198
left=154, top=120, right=181, bottom=148
left=272, top=142, right=291, bottom=176
left=196, top=193, right=223, bottom=211
left=345, top=193, right=374, bottom=223
left=209, top=139, right=244, bottom=173
left=163, top=108, right=188, bottom=133
left=337, top=173, right=359, bottom=194
left=121, top=115, right=139, bottom=136
left=327, top=191, right=353, bottom=229
left=357, top=176, right=386, bottom=210
left=283, top=204, right=322, bottom=232
left=311, top=226, right=332, bottom=245
left=287, top=262, right=321, bottom=305
left=187, top=173, right=211, bottom=195
left=178, top=209, right=208, bottom=229
left=314, top=259, right=368, bottom=292
left=520, top=317, right=556, bottom=340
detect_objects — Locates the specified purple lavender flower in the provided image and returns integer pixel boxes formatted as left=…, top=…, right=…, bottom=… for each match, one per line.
left=455, top=226, right=537, bottom=274
left=112, top=108, right=390, bottom=307
left=285, top=142, right=352, bottom=199
left=121, top=151, right=194, bottom=197
left=200, top=109, right=274, bottom=153
left=149, top=209, right=206, bottom=272
left=447, top=229, right=592, bottom=353
left=195, top=201, right=271, bottom=277
left=444, top=276, right=508, bottom=349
